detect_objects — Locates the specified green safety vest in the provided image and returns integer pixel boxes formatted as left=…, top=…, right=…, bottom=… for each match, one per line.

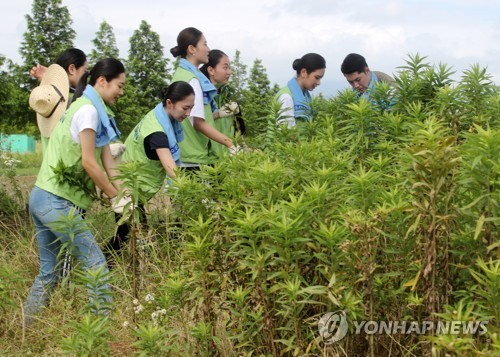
left=275, top=86, right=309, bottom=124
left=209, top=95, right=233, bottom=159
left=275, top=85, right=292, bottom=101
left=36, top=97, right=102, bottom=210
left=123, top=108, right=170, bottom=200
left=171, top=68, right=215, bottom=165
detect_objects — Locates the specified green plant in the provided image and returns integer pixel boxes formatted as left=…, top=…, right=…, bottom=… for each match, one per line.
left=261, top=98, right=291, bottom=151
left=0, top=266, right=21, bottom=314
left=469, top=258, right=500, bottom=322
left=60, top=314, right=111, bottom=356
left=50, top=159, right=99, bottom=201
left=0, top=150, right=25, bottom=221
left=133, top=322, right=170, bottom=356
left=405, top=118, right=459, bottom=318
left=336, top=98, right=378, bottom=158
left=112, top=161, right=158, bottom=300
left=459, top=64, right=496, bottom=129
left=74, top=265, right=113, bottom=316
left=458, top=125, right=499, bottom=251
left=190, top=320, right=219, bottom=355
left=2, top=54, right=500, bottom=356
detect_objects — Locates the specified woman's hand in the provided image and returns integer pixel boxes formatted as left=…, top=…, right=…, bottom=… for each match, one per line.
left=30, top=64, right=47, bottom=81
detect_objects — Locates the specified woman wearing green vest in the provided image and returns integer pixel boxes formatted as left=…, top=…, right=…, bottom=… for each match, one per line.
left=105, top=81, right=195, bottom=254
left=24, top=58, right=129, bottom=323
left=276, top=53, right=326, bottom=127
left=200, top=49, right=241, bottom=159
left=170, top=27, right=239, bottom=169
left=30, top=48, right=89, bottom=152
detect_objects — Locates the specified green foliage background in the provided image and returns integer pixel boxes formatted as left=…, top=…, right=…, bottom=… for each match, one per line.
left=0, top=1, right=498, bottom=355
left=1, top=52, right=498, bottom=355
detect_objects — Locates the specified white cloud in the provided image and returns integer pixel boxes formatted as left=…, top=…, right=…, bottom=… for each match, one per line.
left=1, top=0, right=498, bottom=95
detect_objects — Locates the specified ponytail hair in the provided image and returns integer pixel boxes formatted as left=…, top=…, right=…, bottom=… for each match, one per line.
left=200, top=49, right=227, bottom=78
left=170, top=27, right=203, bottom=58
left=161, top=81, right=195, bottom=106
left=73, top=58, right=125, bottom=101
left=292, top=53, right=326, bottom=75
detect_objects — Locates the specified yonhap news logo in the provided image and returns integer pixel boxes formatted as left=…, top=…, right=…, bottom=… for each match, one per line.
left=318, top=310, right=349, bottom=344
left=318, top=311, right=489, bottom=344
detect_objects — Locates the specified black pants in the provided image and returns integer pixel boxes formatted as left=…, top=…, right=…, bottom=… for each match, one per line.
left=106, top=204, right=146, bottom=253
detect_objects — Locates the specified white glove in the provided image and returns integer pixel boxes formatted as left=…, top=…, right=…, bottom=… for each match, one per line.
left=218, top=101, right=240, bottom=118
left=110, top=195, right=133, bottom=214
left=229, top=145, right=242, bottom=156
left=110, top=143, right=126, bottom=159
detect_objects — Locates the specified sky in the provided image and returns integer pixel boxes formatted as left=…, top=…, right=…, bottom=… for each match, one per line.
left=2, top=0, right=499, bottom=96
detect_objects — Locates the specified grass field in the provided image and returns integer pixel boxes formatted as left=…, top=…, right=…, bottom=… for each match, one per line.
left=0, top=64, right=498, bottom=354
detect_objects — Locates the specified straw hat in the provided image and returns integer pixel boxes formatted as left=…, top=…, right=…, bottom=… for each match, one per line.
left=29, top=64, right=69, bottom=137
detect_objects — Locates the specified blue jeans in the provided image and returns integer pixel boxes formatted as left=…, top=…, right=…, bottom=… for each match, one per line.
left=24, top=186, right=112, bottom=320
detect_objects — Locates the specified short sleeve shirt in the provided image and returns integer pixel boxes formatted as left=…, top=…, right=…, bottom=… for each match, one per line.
left=144, top=132, right=169, bottom=160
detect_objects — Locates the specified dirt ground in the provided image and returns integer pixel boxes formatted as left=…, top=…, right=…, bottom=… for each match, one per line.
left=11, top=175, right=36, bottom=187
left=0, top=175, right=36, bottom=196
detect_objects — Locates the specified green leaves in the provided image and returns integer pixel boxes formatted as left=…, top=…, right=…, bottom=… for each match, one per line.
left=20, top=0, right=75, bottom=91
left=50, top=159, right=97, bottom=200
left=60, top=314, right=111, bottom=356
left=459, top=125, right=499, bottom=246
left=89, top=21, right=120, bottom=66
left=127, top=20, right=169, bottom=98
left=133, top=322, right=171, bottom=356
left=4, top=52, right=500, bottom=355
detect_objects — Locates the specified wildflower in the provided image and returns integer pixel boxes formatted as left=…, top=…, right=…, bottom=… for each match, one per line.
left=4, top=158, right=21, bottom=168
left=145, top=293, right=155, bottom=303
left=151, top=311, right=159, bottom=320
left=122, top=321, right=129, bottom=328
left=133, top=298, right=139, bottom=306
left=134, top=304, right=144, bottom=314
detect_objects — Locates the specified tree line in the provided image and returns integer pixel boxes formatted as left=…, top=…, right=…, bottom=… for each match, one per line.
left=0, top=0, right=277, bottom=138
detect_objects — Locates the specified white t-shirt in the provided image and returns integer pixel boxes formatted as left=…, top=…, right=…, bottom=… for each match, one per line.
left=188, top=77, right=205, bottom=126
left=70, top=104, right=99, bottom=143
left=277, top=93, right=296, bottom=128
